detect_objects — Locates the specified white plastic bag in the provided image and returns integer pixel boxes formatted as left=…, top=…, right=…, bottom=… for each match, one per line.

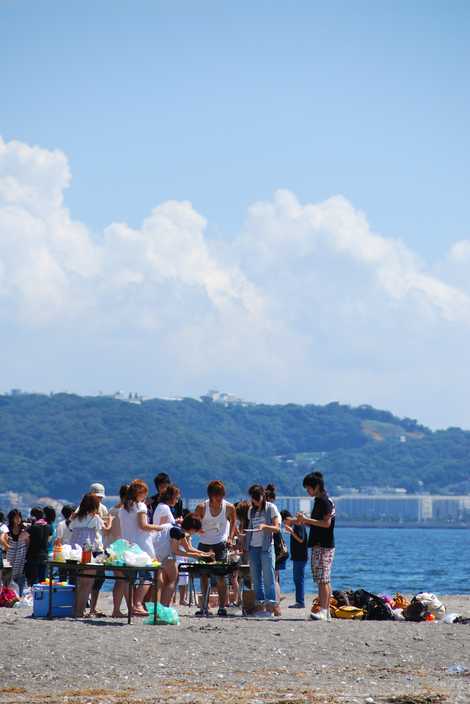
left=61, top=544, right=72, bottom=560
left=70, top=545, right=82, bottom=561
left=123, top=550, right=151, bottom=567
left=415, top=592, right=446, bottom=620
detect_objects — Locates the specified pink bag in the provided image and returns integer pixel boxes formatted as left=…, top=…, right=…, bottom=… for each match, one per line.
left=0, top=586, right=19, bottom=607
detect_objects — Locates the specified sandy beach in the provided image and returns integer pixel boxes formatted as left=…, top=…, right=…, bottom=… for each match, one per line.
left=0, top=594, right=469, bottom=704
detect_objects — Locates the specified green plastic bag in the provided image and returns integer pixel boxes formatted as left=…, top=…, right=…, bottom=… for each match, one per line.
left=144, top=602, right=180, bottom=625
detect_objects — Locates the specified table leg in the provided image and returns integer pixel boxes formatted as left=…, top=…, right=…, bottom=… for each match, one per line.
left=153, top=570, right=158, bottom=625
left=188, top=575, right=194, bottom=607
left=72, top=567, right=79, bottom=618
left=73, top=567, right=79, bottom=618
left=203, top=580, right=211, bottom=616
left=47, top=563, right=53, bottom=620
left=128, top=574, right=133, bottom=625
left=240, top=573, right=246, bottom=616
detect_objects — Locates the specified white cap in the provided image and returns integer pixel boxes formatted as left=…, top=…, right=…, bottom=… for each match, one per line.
left=90, top=482, right=105, bottom=498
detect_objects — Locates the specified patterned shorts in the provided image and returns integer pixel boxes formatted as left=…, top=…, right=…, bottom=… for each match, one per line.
left=311, top=546, right=335, bottom=584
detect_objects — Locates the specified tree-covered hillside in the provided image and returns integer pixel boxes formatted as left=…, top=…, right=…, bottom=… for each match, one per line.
left=0, top=394, right=467, bottom=500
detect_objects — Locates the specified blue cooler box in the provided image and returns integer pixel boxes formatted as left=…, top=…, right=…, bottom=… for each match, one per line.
left=33, top=584, right=75, bottom=618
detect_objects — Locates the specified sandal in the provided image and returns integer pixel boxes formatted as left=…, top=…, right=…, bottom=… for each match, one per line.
left=132, top=609, right=148, bottom=617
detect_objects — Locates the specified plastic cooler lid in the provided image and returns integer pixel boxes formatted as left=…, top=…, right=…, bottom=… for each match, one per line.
left=33, top=583, right=75, bottom=590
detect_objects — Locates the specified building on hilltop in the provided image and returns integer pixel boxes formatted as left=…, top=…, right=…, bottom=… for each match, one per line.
left=200, top=389, right=256, bottom=407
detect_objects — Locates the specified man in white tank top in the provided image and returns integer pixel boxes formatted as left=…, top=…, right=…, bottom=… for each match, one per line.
left=194, top=480, right=236, bottom=616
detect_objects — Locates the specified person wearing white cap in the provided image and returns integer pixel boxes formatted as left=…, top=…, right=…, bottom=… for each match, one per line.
left=88, top=482, right=109, bottom=616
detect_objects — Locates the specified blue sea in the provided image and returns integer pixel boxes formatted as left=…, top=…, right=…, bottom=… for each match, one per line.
left=102, top=527, right=469, bottom=595
left=278, top=527, right=470, bottom=595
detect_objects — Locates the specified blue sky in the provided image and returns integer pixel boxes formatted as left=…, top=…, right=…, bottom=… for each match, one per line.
left=1, top=1, right=470, bottom=427
left=3, top=0, right=469, bottom=254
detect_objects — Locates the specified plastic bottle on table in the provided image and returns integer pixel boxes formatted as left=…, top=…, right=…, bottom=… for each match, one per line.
left=53, top=538, right=64, bottom=562
left=81, top=541, right=92, bottom=564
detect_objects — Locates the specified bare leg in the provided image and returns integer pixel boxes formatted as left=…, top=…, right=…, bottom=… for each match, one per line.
left=229, top=571, right=240, bottom=606
left=217, top=576, right=227, bottom=609
left=275, top=570, right=281, bottom=602
left=112, top=574, right=129, bottom=617
left=199, top=575, right=209, bottom=610
left=133, top=583, right=150, bottom=614
left=179, top=584, right=188, bottom=605
left=89, top=590, right=100, bottom=614
left=75, top=577, right=94, bottom=617
left=319, top=581, right=331, bottom=610
left=161, top=561, right=178, bottom=607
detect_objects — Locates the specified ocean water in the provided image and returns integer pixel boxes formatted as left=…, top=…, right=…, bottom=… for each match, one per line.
left=279, top=527, right=470, bottom=596
left=102, top=527, right=469, bottom=596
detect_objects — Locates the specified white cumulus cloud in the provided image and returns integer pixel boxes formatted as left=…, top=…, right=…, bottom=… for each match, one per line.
left=1, top=136, right=470, bottom=428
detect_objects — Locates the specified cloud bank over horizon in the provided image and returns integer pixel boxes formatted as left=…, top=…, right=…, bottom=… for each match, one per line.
left=1, top=136, right=469, bottom=429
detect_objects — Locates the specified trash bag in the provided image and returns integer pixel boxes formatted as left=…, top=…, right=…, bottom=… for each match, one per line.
left=144, top=602, right=180, bottom=625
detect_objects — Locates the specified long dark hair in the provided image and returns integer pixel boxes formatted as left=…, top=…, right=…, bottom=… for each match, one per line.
left=248, top=484, right=266, bottom=512
left=181, top=513, right=202, bottom=532
left=8, top=509, right=24, bottom=534
left=61, top=504, right=76, bottom=527
left=43, top=506, right=56, bottom=525
left=160, top=484, right=180, bottom=505
left=302, top=471, right=325, bottom=493
left=119, top=484, right=130, bottom=502
left=77, top=493, right=100, bottom=519
left=236, top=500, right=250, bottom=530
left=265, top=483, right=276, bottom=502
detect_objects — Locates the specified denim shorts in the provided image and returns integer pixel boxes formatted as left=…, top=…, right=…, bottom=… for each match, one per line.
left=198, top=541, right=227, bottom=561
left=135, top=570, right=153, bottom=584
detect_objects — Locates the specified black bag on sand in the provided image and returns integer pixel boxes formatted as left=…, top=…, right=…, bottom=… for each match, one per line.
left=352, top=589, right=394, bottom=621
left=403, top=596, right=428, bottom=622
left=333, top=590, right=350, bottom=606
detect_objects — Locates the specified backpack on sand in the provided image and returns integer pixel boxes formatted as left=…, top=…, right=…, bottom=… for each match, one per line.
left=352, top=589, right=394, bottom=621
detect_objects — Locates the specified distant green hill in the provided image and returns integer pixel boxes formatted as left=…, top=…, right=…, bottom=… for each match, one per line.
left=0, top=394, right=468, bottom=501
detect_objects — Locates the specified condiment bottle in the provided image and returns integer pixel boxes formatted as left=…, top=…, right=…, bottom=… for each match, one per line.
left=81, top=542, right=92, bottom=564
left=53, top=538, right=64, bottom=562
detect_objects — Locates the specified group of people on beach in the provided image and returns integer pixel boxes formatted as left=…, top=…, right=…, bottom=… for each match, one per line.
left=0, top=470, right=336, bottom=620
